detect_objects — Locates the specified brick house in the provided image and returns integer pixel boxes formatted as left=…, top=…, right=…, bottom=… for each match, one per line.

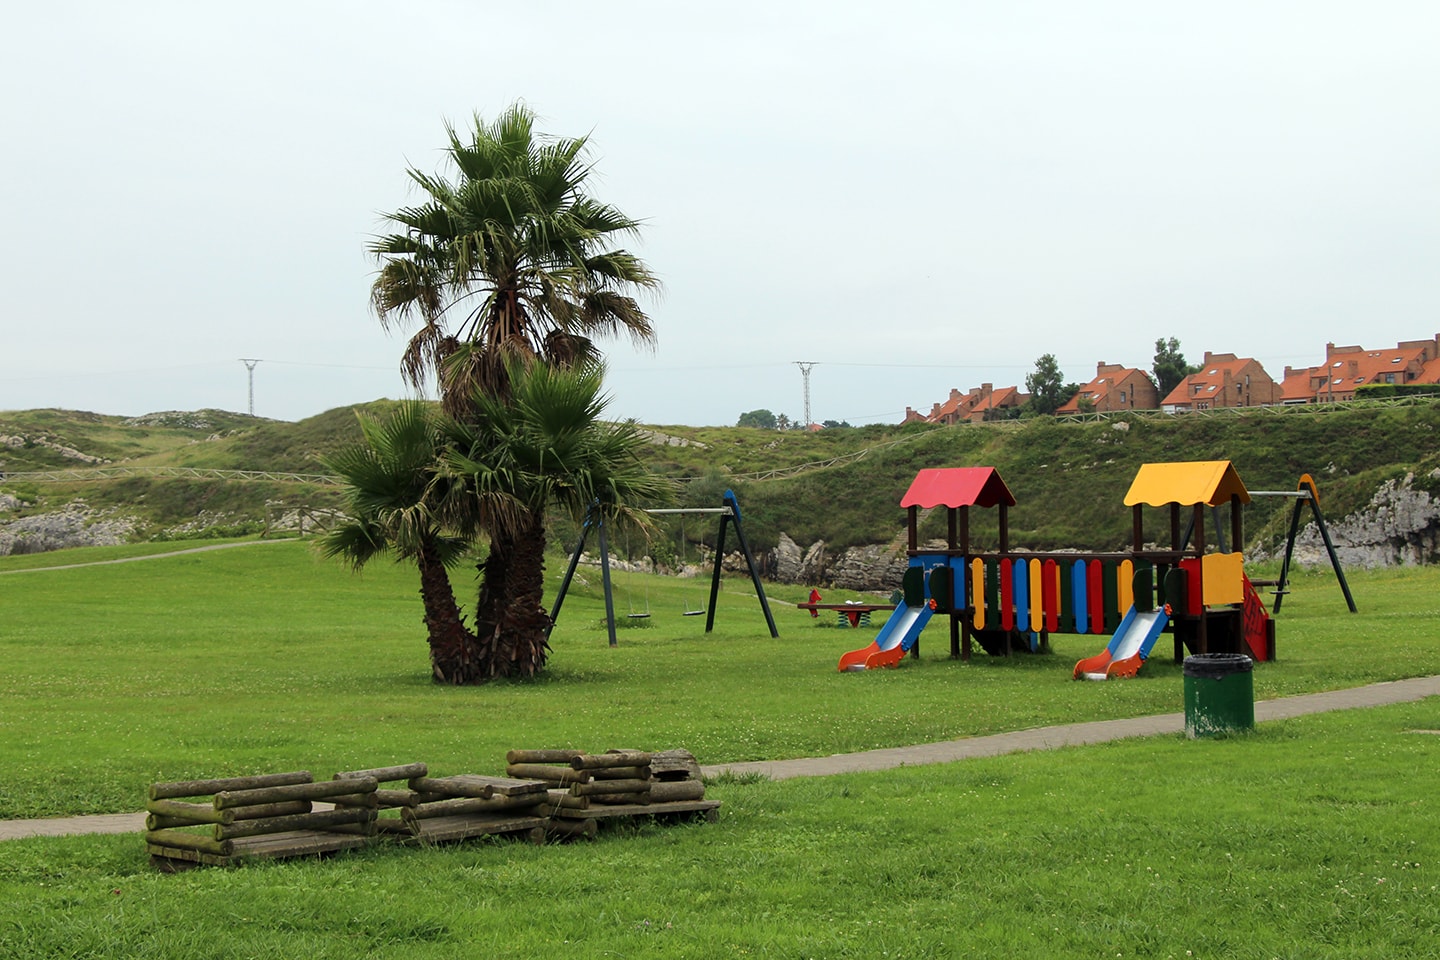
left=903, top=383, right=1029, bottom=425
left=1161, top=352, right=1282, bottom=412
left=1056, top=362, right=1160, bottom=414
left=1280, top=335, right=1440, bottom=403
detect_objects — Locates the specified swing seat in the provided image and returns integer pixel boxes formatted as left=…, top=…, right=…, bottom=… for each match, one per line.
left=627, top=612, right=651, bottom=619
left=682, top=609, right=706, bottom=617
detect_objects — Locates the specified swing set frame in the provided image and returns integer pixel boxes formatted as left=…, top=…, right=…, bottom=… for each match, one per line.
left=549, top=489, right=780, bottom=647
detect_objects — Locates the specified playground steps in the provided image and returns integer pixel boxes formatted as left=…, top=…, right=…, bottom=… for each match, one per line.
left=146, top=750, right=719, bottom=869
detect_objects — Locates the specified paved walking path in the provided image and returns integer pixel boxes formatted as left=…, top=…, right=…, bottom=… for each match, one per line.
left=4, top=675, right=1437, bottom=842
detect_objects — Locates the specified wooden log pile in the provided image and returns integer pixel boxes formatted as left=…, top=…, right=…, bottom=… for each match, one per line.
left=333, top=763, right=548, bottom=845
left=145, top=770, right=377, bottom=869
left=505, top=748, right=718, bottom=835
left=145, top=749, right=718, bottom=869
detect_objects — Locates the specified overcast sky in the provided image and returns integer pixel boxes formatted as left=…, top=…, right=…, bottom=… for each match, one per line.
left=2, top=2, right=1436, bottom=426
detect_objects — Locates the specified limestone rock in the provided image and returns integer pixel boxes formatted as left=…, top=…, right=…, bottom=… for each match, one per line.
left=1287, top=471, right=1440, bottom=568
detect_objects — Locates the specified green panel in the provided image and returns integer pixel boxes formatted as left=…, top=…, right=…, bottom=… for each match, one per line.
left=1161, top=566, right=1186, bottom=612
left=984, top=559, right=1001, bottom=630
left=1058, top=559, right=1075, bottom=633
left=1102, top=561, right=1120, bottom=631
left=928, top=567, right=953, bottom=613
left=1133, top=563, right=1154, bottom=613
left=902, top=565, right=925, bottom=608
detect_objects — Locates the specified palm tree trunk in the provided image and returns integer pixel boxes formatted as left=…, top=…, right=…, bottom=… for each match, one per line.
left=472, top=528, right=513, bottom=668
left=417, top=542, right=481, bottom=684
left=476, top=509, right=552, bottom=679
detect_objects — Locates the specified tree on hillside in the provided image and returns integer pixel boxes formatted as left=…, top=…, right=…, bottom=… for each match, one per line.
left=317, top=402, right=485, bottom=683
left=443, top=361, right=674, bottom=679
left=1153, top=337, right=1199, bottom=398
left=737, top=409, right=778, bottom=429
left=1024, top=354, right=1079, bottom=416
left=366, top=103, right=661, bottom=680
left=369, top=102, right=660, bottom=415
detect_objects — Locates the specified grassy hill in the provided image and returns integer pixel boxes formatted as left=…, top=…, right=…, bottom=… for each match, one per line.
left=4, top=399, right=1440, bottom=555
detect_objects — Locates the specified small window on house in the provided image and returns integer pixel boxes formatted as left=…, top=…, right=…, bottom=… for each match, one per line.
left=1392, top=358, right=1402, bottom=364
left=1119, top=390, right=1126, bottom=403
left=1386, top=373, right=1396, bottom=384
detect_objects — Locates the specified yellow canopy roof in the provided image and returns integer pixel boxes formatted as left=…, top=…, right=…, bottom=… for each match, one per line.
left=1123, top=460, right=1251, bottom=507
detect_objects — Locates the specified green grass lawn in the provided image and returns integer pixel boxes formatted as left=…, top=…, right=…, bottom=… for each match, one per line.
left=1, top=704, right=1436, bottom=958
left=0, top=540, right=1437, bottom=957
left=1, top=541, right=1437, bottom=820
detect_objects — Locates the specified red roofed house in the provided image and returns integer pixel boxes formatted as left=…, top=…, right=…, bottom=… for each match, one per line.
left=903, top=383, right=1028, bottom=425
left=1279, top=335, right=1440, bottom=404
left=1161, top=352, right=1282, bottom=413
left=1056, top=362, right=1160, bottom=414
left=966, top=384, right=1028, bottom=421
left=904, top=387, right=978, bottom=425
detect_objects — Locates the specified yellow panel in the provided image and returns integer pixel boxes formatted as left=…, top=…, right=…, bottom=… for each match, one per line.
left=1123, top=461, right=1251, bottom=508
left=971, top=558, right=985, bottom=631
left=1029, top=559, right=1043, bottom=633
left=1201, top=553, right=1245, bottom=606
left=1118, top=560, right=1134, bottom=612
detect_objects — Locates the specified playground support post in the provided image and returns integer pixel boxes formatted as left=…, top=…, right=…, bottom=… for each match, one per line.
left=550, top=492, right=779, bottom=643
left=706, top=490, right=779, bottom=638
left=1262, top=478, right=1356, bottom=614
left=548, top=504, right=620, bottom=647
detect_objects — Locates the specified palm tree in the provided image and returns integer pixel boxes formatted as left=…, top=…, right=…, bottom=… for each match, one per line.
left=369, top=102, right=660, bottom=416
left=443, top=361, right=675, bottom=679
left=316, top=402, right=495, bottom=684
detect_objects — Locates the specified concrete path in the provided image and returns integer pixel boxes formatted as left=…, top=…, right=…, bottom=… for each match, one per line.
left=4, top=675, right=1437, bottom=842
left=0, top=539, right=289, bottom=576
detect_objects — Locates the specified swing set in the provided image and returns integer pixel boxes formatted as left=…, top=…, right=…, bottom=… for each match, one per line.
left=549, top=489, right=780, bottom=647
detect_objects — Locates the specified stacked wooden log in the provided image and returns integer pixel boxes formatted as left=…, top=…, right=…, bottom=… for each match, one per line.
left=145, top=750, right=718, bottom=869
left=505, top=748, right=718, bottom=835
left=145, top=770, right=377, bottom=868
left=332, top=763, right=549, bottom=844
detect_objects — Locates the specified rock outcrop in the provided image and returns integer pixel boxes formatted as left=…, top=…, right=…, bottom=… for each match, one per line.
left=1284, top=470, right=1440, bottom=568
left=0, top=501, right=138, bottom=556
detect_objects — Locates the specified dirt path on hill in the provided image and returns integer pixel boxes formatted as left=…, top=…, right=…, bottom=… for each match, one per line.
left=3, top=675, right=1436, bottom=842
left=0, top=539, right=291, bottom=575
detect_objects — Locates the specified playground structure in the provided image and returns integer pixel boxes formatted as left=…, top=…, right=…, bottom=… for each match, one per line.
left=550, top=489, right=779, bottom=647
left=838, top=460, right=1353, bottom=676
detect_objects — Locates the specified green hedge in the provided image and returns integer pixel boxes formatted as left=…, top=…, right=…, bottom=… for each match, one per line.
left=1354, top=383, right=1440, bottom=399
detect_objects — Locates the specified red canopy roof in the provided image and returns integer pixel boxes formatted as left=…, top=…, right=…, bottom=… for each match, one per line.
left=900, top=467, right=1016, bottom=509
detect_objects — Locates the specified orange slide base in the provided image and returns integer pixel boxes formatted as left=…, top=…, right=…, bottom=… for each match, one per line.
left=837, top=642, right=906, bottom=672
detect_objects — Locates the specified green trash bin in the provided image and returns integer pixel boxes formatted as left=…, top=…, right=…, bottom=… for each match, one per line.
left=1183, top=653, right=1254, bottom=738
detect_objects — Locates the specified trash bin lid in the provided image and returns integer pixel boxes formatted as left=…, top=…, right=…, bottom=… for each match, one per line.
left=1183, top=652, right=1254, bottom=679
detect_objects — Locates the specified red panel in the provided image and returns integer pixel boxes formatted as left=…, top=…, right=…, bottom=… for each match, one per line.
left=1180, top=558, right=1203, bottom=615
left=900, top=468, right=1017, bottom=509
left=999, top=559, right=1014, bottom=631
left=1088, top=559, right=1104, bottom=635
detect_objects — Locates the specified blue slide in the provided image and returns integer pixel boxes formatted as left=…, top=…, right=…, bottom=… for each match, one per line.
left=1072, top=605, right=1171, bottom=680
left=837, top=601, right=935, bottom=671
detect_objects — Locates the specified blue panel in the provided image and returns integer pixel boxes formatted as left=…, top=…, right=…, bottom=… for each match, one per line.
left=1013, top=558, right=1029, bottom=631
left=1071, top=559, right=1089, bottom=635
